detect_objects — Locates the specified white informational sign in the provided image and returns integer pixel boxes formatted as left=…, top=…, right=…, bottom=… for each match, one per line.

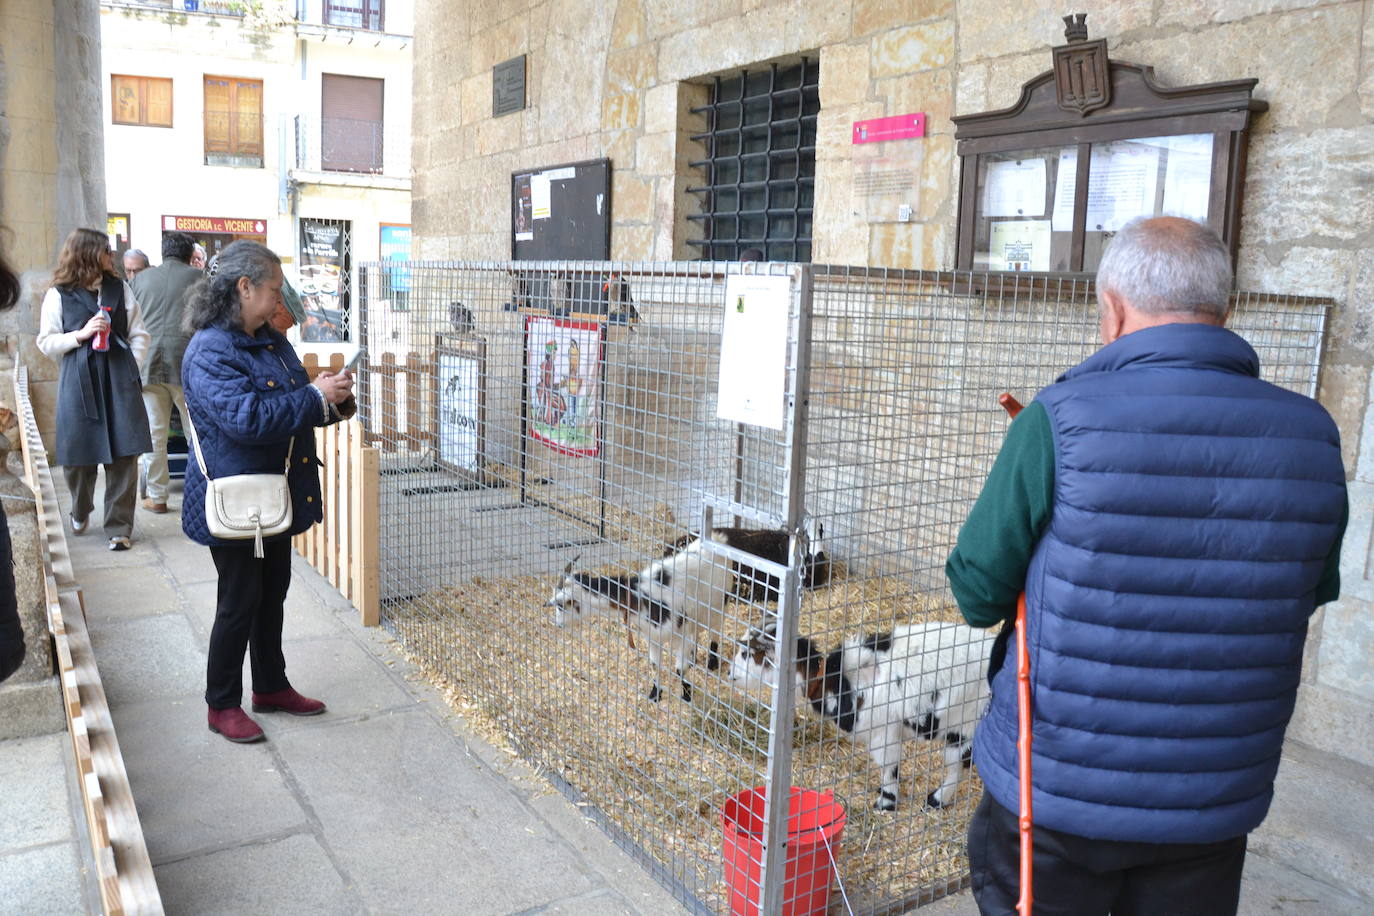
left=983, top=158, right=1047, bottom=217
left=438, top=349, right=482, bottom=472
left=716, top=274, right=791, bottom=430
left=988, top=220, right=1052, bottom=271
left=531, top=174, right=552, bottom=220
left=852, top=142, right=924, bottom=223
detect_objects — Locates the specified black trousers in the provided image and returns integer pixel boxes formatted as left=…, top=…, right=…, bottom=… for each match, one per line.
left=968, top=792, right=1247, bottom=916
left=206, top=540, right=293, bottom=709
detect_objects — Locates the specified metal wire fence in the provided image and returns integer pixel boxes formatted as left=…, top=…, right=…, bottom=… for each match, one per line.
left=354, top=261, right=1329, bottom=915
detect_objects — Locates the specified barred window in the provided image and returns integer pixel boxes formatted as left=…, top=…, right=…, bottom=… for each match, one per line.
left=687, top=59, right=819, bottom=262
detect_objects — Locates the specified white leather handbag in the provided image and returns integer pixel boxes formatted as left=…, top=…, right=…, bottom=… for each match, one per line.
left=184, top=407, right=293, bottom=558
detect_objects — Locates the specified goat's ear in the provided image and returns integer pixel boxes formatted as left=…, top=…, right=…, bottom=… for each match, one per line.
left=563, top=555, right=580, bottom=577
left=805, top=670, right=824, bottom=701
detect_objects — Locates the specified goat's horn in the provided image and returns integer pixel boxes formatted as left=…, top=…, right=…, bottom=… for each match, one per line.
left=563, top=554, right=581, bottom=576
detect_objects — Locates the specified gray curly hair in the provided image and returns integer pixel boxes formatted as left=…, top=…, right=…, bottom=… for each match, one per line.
left=183, top=240, right=281, bottom=332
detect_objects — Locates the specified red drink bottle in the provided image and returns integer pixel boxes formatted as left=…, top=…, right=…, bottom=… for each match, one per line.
left=92, top=304, right=112, bottom=351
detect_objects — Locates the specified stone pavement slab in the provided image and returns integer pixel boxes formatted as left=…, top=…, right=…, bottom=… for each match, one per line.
left=84, top=613, right=205, bottom=707
left=273, top=708, right=609, bottom=914
left=154, top=834, right=360, bottom=916
left=0, top=732, right=75, bottom=850
left=107, top=696, right=308, bottom=864
left=0, top=841, right=91, bottom=915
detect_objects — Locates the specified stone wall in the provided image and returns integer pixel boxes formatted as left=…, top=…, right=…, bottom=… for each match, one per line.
left=413, top=0, right=1374, bottom=766
left=0, top=0, right=107, bottom=737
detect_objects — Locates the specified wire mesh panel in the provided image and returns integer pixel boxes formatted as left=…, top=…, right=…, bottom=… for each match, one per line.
left=355, top=262, right=1330, bottom=915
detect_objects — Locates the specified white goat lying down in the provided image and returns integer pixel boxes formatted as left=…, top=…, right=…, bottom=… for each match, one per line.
left=549, top=539, right=733, bottom=702
left=728, top=617, right=995, bottom=810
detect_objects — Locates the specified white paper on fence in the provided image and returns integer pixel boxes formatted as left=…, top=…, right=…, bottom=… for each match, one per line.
left=988, top=220, right=1052, bottom=272
left=1159, top=133, right=1214, bottom=224
left=983, top=158, right=1047, bottom=217
left=531, top=174, right=552, bottom=220
left=438, top=351, right=481, bottom=471
left=717, top=274, right=791, bottom=431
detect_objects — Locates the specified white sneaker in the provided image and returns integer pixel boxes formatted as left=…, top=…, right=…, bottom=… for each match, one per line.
left=70, top=514, right=89, bottom=535
left=108, top=536, right=131, bottom=551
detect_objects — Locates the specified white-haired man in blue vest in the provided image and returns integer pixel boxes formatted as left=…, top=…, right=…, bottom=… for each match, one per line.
left=947, top=216, right=1348, bottom=915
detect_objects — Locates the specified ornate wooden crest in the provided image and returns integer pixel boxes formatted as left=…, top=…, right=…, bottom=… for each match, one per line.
left=1053, top=13, right=1111, bottom=116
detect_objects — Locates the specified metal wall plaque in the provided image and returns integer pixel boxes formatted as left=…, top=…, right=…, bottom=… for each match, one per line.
left=493, top=55, right=526, bottom=118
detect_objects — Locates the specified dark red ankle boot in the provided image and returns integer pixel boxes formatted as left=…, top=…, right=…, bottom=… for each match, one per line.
left=251, top=688, right=326, bottom=716
left=207, top=706, right=265, bottom=743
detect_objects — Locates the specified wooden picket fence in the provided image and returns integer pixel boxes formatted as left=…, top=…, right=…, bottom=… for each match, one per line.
left=14, top=367, right=162, bottom=915
left=294, top=352, right=381, bottom=625
left=366, top=350, right=435, bottom=452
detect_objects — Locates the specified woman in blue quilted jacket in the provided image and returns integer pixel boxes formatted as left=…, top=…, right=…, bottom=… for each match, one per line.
left=181, top=241, right=355, bottom=744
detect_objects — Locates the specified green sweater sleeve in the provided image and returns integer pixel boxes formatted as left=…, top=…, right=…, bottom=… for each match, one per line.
left=945, top=401, right=1056, bottom=629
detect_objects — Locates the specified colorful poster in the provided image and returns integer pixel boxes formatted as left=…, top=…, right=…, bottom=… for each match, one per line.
left=988, top=220, right=1052, bottom=272
left=525, top=316, right=602, bottom=456
left=298, top=219, right=350, bottom=342
left=380, top=224, right=412, bottom=295
left=513, top=174, right=534, bottom=241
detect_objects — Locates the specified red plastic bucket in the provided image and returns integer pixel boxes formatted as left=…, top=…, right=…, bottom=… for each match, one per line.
left=721, top=786, right=847, bottom=916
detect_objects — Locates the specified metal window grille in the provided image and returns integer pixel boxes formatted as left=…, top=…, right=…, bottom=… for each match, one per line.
left=688, top=60, right=819, bottom=263
left=354, top=263, right=1330, bottom=914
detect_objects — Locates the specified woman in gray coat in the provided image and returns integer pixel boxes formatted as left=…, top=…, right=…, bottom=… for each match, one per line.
left=36, top=228, right=152, bottom=550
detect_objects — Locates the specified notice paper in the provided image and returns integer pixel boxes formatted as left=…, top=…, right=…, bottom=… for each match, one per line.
left=1054, top=142, right=1162, bottom=232
left=531, top=174, right=552, bottom=221
left=983, top=158, right=1047, bottom=218
left=1160, top=134, right=1214, bottom=224
left=717, top=274, right=791, bottom=430
left=988, top=220, right=1051, bottom=272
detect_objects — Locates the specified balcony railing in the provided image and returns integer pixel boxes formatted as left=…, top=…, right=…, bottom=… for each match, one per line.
left=293, top=114, right=409, bottom=180
left=111, top=0, right=247, bottom=15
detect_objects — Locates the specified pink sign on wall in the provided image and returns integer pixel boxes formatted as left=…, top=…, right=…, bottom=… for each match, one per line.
left=852, top=113, right=926, bottom=144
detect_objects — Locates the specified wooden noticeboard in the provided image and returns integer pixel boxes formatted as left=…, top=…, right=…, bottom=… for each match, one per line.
left=511, top=158, right=611, bottom=261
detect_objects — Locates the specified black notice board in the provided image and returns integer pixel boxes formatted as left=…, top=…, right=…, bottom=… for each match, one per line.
left=511, top=158, right=611, bottom=261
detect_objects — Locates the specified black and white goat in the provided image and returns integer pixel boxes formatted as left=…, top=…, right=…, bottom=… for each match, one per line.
left=663, top=521, right=830, bottom=602
left=728, top=617, right=994, bottom=810
left=549, top=539, right=733, bottom=702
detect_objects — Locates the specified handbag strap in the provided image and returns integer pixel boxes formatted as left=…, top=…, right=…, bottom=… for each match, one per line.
left=183, top=403, right=295, bottom=481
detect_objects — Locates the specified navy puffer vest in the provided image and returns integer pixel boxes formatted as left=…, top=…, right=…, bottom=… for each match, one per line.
left=973, top=323, right=1345, bottom=843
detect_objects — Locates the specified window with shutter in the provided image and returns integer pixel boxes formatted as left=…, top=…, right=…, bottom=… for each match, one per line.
left=112, top=75, right=173, bottom=128
left=204, top=75, right=264, bottom=167
left=323, top=0, right=383, bottom=31
left=321, top=74, right=384, bottom=173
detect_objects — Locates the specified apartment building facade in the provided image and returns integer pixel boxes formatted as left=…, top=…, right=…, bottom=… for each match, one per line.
left=101, top=0, right=412, bottom=340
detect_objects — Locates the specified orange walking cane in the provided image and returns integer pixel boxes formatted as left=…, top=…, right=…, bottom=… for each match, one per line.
left=997, top=393, right=1034, bottom=916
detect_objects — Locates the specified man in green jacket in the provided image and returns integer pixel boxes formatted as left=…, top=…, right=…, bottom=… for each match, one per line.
left=131, top=230, right=202, bottom=513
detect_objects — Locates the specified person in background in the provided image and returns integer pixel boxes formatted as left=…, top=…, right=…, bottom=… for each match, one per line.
left=190, top=243, right=207, bottom=271
left=181, top=240, right=354, bottom=743
left=946, top=217, right=1348, bottom=915
left=121, top=248, right=150, bottom=282
left=0, top=238, right=25, bottom=682
left=36, top=228, right=152, bottom=551
left=130, top=230, right=201, bottom=514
